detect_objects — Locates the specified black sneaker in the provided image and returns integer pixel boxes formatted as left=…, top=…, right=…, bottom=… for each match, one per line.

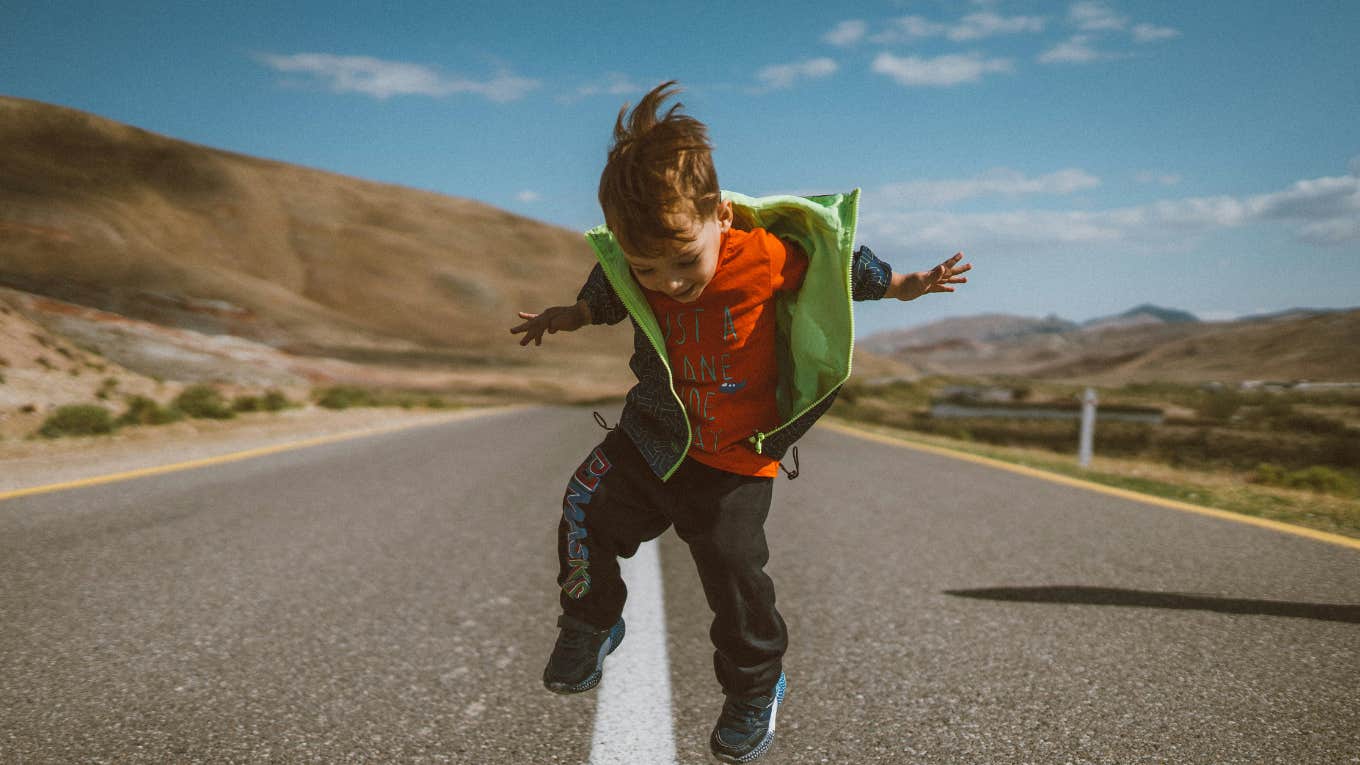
left=709, top=672, right=787, bottom=763
left=542, top=614, right=625, bottom=694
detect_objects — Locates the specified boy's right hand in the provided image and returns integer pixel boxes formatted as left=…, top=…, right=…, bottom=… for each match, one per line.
left=510, top=300, right=591, bottom=346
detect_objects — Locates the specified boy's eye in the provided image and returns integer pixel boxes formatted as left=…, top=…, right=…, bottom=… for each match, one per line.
left=679, top=257, right=699, bottom=267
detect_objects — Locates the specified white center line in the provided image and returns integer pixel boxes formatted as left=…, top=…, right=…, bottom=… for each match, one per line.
left=589, top=539, right=678, bottom=765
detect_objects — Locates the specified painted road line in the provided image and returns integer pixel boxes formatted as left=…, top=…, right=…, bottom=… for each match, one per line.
left=0, top=407, right=520, bottom=504
left=822, top=418, right=1360, bottom=552
left=590, top=539, right=678, bottom=765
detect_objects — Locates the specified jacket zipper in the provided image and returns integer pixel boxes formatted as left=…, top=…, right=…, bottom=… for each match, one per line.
left=594, top=258, right=691, bottom=481
left=749, top=224, right=858, bottom=455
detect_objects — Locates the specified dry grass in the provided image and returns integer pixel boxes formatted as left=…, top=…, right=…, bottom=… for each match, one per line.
left=830, top=416, right=1360, bottom=540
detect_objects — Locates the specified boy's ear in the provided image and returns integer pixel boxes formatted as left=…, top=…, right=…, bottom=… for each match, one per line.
left=716, top=199, right=734, bottom=232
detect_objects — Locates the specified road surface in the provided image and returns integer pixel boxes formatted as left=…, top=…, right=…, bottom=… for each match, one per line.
left=2, top=406, right=1356, bottom=763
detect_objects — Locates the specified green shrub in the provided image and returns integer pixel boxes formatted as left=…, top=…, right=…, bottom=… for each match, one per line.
left=95, top=377, right=119, bottom=400
left=232, top=395, right=262, bottom=412
left=117, top=395, right=184, bottom=426
left=316, top=385, right=378, bottom=410
left=262, top=390, right=291, bottom=411
left=1283, top=466, right=1353, bottom=494
left=1195, top=389, right=1243, bottom=422
left=38, top=405, right=116, bottom=438
left=1251, top=463, right=1355, bottom=495
left=174, top=384, right=236, bottom=419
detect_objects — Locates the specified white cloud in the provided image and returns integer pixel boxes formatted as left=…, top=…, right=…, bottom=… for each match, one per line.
left=562, top=73, right=646, bottom=103
left=256, top=53, right=539, bottom=102
left=756, top=58, right=838, bottom=91
left=871, top=13, right=1044, bottom=44
left=1135, top=171, right=1183, bottom=186
left=824, top=19, right=867, bottom=47
left=949, top=12, right=1047, bottom=41
left=878, top=168, right=1101, bottom=206
left=516, top=190, right=541, bottom=203
left=860, top=169, right=1360, bottom=255
left=1069, top=1, right=1128, bottom=31
left=872, top=52, right=1014, bottom=87
left=1038, top=35, right=1122, bottom=64
left=1132, top=23, right=1181, bottom=43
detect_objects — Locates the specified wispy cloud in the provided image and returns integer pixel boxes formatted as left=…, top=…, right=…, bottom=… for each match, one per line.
left=1135, top=171, right=1183, bottom=186
left=1069, top=1, right=1128, bottom=31
left=872, top=52, right=1014, bottom=87
left=255, top=52, right=539, bottom=102
left=755, top=58, right=838, bottom=91
left=824, top=19, right=867, bottom=47
left=870, top=12, right=1045, bottom=44
left=1038, top=35, right=1123, bottom=64
left=1132, top=23, right=1181, bottom=43
left=861, top=168, right=1360, bottom=255
left=877, top=168, right=1100, bottom=206
left=515, top=190, right=541, bottom=203
left=559, top=73, right=647, bottom=103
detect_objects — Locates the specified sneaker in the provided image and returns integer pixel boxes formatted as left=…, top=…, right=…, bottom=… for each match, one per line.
left=709, top=672, right=787, bottom=763
left=542, top=614, right=625, bottom=694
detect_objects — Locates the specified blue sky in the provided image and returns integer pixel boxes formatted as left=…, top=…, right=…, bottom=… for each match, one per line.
left=4, top=0, right=1358, bottom=337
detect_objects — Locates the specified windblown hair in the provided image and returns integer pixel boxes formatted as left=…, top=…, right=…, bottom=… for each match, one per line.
left=598, top=81, right=720, bottom=258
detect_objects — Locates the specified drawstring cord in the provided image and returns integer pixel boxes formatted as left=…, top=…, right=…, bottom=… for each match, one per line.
left=779, top=446, right=800, bottom=480
left=598, top=412, right=798, bottom=480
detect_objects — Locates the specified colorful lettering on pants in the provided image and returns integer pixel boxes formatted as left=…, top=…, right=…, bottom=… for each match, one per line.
left=561, top=447, right=612, bottom=599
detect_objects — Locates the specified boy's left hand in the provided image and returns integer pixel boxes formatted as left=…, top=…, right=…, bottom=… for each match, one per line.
left=887, top=252, right=971, bottom=301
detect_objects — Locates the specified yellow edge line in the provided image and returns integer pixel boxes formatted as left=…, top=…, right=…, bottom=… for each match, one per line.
left=821, top=419, right=1360, bottom=552
left=0, top=407, right=513, bottom=504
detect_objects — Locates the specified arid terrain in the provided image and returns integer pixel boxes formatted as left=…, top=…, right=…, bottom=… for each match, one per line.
left=1, top=95, right=1351, bottom=473
left=861, top=305, right=1360, bottom=384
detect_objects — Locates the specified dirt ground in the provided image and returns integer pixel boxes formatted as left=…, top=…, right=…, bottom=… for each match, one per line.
left=0, top=404, right=517, bottom=493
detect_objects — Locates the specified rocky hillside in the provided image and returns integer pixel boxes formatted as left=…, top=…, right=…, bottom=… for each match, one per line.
left=0, top=96, right=641, bottom=404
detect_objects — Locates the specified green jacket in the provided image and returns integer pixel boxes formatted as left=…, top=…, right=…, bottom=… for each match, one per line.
left=577, top=189, right=894, bottom=480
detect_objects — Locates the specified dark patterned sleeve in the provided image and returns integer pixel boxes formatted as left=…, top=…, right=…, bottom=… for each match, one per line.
left=575, top=263, right=629, bottom=325
left=851, top=245, right=894, bottom=301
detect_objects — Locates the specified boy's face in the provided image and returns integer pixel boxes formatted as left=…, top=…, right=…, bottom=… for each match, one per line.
left=624, top=200, right=732, bottom=304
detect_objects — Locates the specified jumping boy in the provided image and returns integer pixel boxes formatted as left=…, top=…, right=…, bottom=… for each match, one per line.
left=510, top=81, right=970, bottom=763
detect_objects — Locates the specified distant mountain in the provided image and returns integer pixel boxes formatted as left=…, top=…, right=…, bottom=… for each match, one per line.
left=1236, top=307, right=1345, bottom=323
left=860, top=306, right=1360, bottom=383
left=1082, top=304, right=1199, bottom=331
left=859, top=313, right=1079, bottom=356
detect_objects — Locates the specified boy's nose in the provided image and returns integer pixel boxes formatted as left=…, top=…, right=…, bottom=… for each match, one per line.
left=667, top=279, right=688, bottom=296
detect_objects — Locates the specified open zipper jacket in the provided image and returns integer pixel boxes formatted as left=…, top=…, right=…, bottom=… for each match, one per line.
left=576, top=189, right=894, bottom=481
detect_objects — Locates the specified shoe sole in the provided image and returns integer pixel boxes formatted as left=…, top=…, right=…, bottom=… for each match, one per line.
left=710, top=672, right=787, bottom=763
left=543, top=618, right=626, bottom=695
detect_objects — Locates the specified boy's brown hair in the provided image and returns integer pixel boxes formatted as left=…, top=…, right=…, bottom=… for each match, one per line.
left=598, top=81, right=720, bottom=258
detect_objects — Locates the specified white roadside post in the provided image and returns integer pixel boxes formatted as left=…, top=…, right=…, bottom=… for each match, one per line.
left=1078, top=387, right=1098, bottom=468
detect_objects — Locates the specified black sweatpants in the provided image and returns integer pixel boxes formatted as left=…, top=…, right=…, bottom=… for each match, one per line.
left=556, top=427, right=787, bottom=698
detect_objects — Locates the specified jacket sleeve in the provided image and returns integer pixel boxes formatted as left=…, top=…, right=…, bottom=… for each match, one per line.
left=851, top=245, right=894, bottom=301
left=575, top=263, right=629, bottom=326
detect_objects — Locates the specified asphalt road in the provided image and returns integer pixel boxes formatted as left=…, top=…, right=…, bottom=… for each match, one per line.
left=2, top=405, right=1357, bottom=764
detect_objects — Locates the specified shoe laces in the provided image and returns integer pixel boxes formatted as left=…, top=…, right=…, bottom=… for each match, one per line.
left=720, top=693, right=770, bottom=732
left=555, top=618, right=605, bottom=659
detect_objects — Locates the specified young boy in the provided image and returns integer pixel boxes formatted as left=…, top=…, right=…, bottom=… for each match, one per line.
left=511, top=81, right=970, bottom=763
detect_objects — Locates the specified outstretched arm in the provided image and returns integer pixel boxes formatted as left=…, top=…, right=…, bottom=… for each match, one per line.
left=509, top=300, right=591, bottom=347
left=884, top=252, right=971, bottom=301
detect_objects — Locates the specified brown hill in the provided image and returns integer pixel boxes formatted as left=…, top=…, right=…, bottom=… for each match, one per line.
left=863, top=309, right=1360, bottom=384
left=0, top=95, right=645, bottom=400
